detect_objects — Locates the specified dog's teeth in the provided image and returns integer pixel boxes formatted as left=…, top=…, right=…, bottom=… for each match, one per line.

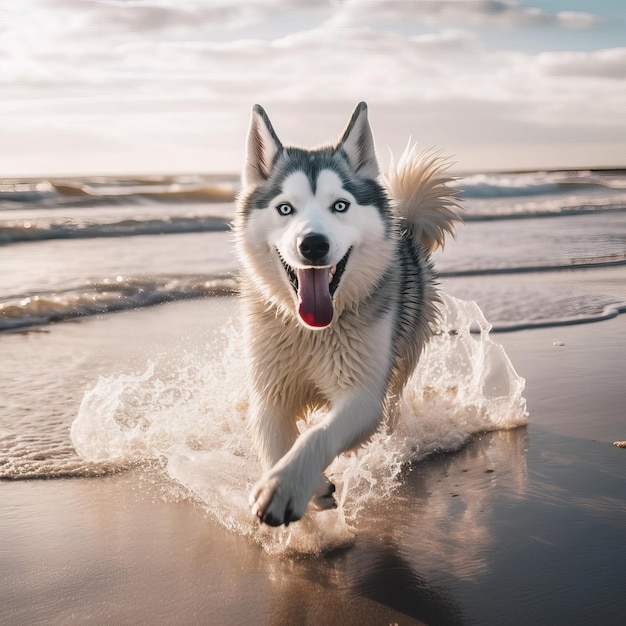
left=329, top=266, right=336, bottom=283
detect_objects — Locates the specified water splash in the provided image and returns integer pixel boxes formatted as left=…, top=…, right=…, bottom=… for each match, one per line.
left=71, top=294, right=527, bottom=554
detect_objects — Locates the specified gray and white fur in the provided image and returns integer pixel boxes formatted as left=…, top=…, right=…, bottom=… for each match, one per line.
left=234, top=102, right=461, bottom=527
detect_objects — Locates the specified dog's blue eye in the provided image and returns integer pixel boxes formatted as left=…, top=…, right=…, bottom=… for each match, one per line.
left=332, top=200, right=350, bottom=213
left=276, top=203, right=294, bottom=216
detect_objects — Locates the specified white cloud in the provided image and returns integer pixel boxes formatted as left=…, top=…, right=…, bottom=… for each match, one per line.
left=20, top=0, right=329, bottom=36
left=0, top=0, right=622, bottom=175
left=556, top=10, right=600, bottom=29
left=330, top=0, right=600, bottom=29
left=536, top=47, right=626, bottom=80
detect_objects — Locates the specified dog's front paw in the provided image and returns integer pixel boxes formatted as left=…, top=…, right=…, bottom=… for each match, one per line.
left=249, top=472, right=310, bottom=527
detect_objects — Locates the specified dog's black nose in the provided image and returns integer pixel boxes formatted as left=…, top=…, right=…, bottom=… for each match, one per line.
left=299, top=233, right=330, bottom=264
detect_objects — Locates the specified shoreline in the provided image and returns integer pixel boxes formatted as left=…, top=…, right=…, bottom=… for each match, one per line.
left=3, top=260, right=626, bottom=334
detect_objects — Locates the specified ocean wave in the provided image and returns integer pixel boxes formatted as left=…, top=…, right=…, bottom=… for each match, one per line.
left=463, top=203, right=626, bottom=221
left=3, top=170, right=625, bottom=211
left=457, top=170, right=626, bottom=199
left=441, top=277, right=626, bottom=334
left=440, top=253, right=626, bottom=277
left=0, top=274, right=238, bottom=330
left=49, top=183, right=237, bottom=204
left=0, top=175, right=238, bottom=210
left=0, top=215, right=230, bottom=244
left=4, top=255, right=626, bottom=331
left=2, top=202, right=624, bottom=246
left=490, top=301, right=626, bottom=333
left=4, top=172, right=626, bottom=228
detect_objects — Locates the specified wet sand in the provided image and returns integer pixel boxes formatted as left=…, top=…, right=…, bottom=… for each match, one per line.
left=1, top=300, right=626, bottom=624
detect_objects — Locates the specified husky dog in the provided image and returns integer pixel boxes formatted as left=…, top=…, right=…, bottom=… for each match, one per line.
left=234, top=102, right=461, bottom=527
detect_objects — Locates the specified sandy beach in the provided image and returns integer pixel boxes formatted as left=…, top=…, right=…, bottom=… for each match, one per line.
left=1, top=295, right=625, bottom=625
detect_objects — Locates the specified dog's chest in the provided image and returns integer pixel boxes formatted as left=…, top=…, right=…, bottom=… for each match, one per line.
left=248, top=307, right=391, bottom=398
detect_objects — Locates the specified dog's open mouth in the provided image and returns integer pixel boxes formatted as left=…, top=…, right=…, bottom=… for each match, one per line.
left=278, top=249, right=351, bottom=329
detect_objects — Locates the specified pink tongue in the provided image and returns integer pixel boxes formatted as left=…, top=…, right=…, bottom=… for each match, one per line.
left=296, top=267, right=333, bottom=328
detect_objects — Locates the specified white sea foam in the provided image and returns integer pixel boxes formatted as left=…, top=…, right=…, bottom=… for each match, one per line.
left=0, top=275, right=237, bottom=330
left=0, top=214, right=230, bottom=244
left=71, top=294, right=527, bottom=555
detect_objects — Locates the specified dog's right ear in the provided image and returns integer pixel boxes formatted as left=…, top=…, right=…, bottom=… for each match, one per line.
left=339, top=102, right=379, bottom=179
left=243, top=105, right=283, bottom=187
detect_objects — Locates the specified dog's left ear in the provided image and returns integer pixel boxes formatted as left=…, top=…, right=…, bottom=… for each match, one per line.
left=339, top=102, right=379, bottom=179
left=243, top=104, right=283, bottom=187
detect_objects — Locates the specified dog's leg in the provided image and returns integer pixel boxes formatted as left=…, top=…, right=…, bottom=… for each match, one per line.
left=249, top=384, right=386, bottom=526
left=248, top=397, right=299, bottom=473
left=249, top=396, right=337, bottom=511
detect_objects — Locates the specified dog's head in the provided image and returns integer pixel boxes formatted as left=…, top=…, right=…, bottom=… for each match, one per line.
left=235, top=102, right=395, bottom=330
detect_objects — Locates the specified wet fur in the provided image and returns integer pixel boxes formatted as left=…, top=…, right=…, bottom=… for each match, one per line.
left=234, top=102, right=461, bottom=526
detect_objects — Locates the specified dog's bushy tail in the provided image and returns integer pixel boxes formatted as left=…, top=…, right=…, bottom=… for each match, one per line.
left=384, top=140, right=463, bottom=254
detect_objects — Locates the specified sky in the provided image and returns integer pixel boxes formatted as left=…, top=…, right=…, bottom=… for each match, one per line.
left=1, top=0, right=625, bottom=176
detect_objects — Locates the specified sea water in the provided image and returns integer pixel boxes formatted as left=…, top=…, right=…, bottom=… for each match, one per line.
left=1, top=169, right=625, bottom=331
left=2, top=168, right=625, bottom=551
